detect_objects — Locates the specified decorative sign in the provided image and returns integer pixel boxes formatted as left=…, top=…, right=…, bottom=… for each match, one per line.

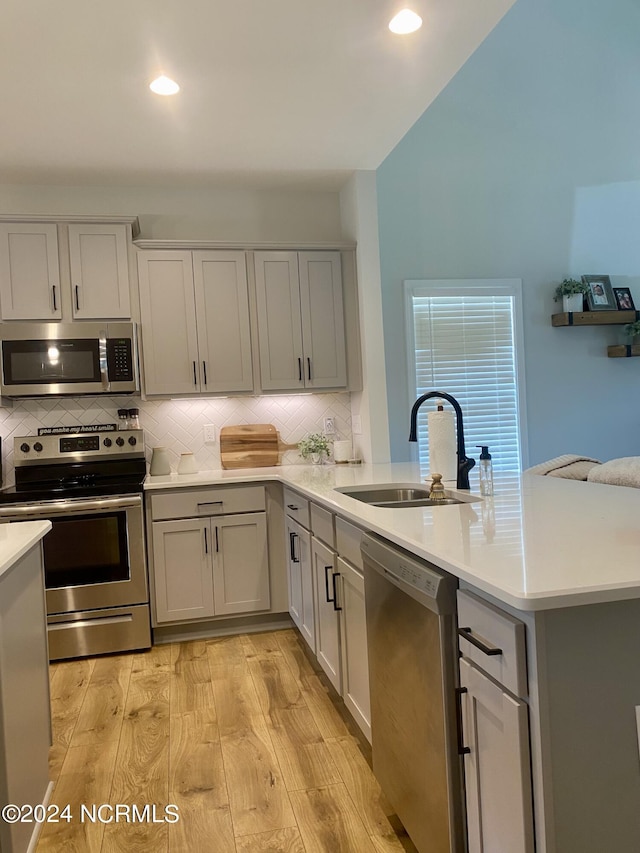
left=37, top=423, right=117, bottom=436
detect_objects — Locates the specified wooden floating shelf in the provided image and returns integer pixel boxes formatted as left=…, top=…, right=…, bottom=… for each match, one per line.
left=552, top=310, right=640, bottom=327
left=607, top=345, right=640, bottom=358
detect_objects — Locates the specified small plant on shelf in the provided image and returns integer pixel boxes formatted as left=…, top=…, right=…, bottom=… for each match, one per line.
left=298, top=433, right=331, bottom=464
left=624, top=320, right=640, bottom=340
left=553, top=278, right=588, bottom=302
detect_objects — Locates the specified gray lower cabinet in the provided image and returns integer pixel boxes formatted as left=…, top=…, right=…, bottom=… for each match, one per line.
left=458, top=590, right=534, bottom=853
left=283, top=491, right=371, bottom=741
left=285, top=515, right=315, bottom=651
left=149, top=486, right=270, bottom=625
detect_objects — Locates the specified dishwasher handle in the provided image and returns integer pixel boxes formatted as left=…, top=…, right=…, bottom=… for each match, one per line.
left=458, top=626, right=503, bottom=656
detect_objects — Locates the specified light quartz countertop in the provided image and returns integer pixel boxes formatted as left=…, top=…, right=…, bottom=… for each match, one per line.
left=0, top=520, right=51, bottom=581
left=144, top=462, right=640, bottom=612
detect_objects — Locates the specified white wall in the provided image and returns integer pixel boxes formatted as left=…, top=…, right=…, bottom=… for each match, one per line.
left=340, top=171, right=390, bottom=463
left=0, top=183, right=344, bottom=243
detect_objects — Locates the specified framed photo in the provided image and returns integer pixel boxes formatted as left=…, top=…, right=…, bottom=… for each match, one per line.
left=612, top=286, right=636, bottom=311
left=582, top=275, right=616, bottom=311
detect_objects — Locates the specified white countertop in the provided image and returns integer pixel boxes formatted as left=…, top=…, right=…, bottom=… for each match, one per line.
left=144, top=462, right=640, bottom=611
left=0, top=520, right=51, bottom=580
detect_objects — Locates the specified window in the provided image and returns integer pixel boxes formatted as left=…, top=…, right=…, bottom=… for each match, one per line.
left=405, top=279, right=527, bottom=474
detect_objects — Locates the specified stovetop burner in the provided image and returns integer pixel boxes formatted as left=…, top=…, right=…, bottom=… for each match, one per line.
left=1, top=428, right=147, bottom=504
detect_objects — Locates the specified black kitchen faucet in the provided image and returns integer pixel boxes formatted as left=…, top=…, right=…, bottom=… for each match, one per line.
left=408, top=391, right=475, bottom=490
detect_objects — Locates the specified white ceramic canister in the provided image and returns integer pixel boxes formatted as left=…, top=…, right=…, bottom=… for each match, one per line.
left=177, top=452, right=199, bottom=475
left=149, top=447, right=171, bottom=476
left=333, top=440, right=352, bottom=463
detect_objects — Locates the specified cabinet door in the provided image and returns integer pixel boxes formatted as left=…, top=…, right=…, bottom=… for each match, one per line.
left=212, top=512, right=270, bottom=615
left=299, top=251, right=347, bottom=388
left=254, top=251, right=304, bottom=391
left=311, top=536, right=341, bottom=692
left=297, top=526, right=315, bottom=653
left=193, top=250, right=254, bottom=393
left=0, top=223, right=61, bottom=319
left=68, top=224, right=131, bottom=319
left=337, top=557, right=370, bottom=741
left=152, top=518, right=215, bottom=623
left=137, top=251, right=200, bottom=395
left=285, top=516, right=303, bottom=631
left=460, top=657, right=535, bottom=853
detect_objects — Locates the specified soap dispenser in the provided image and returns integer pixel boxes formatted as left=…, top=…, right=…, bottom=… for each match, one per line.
left=476, top=445, right=493, bottom=496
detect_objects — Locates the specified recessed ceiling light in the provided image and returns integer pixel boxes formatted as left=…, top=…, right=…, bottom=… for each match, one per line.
left=149, top=75, right=180, bottom=96
left=389, top=9, right=423, bottom=34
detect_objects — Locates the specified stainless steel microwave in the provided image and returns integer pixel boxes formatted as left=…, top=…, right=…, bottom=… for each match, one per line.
left=0, top=322, right=139, bottom=397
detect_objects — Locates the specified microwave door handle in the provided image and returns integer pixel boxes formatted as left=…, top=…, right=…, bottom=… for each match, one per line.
left=99, top=330, right=109, bottom=391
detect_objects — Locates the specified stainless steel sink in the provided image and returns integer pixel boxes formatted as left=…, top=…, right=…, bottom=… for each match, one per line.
left=335, top=483, right=479, bottom=508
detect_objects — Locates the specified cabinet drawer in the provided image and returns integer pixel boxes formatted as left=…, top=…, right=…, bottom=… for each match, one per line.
left=457, top=589, right=527, bottom=698
left=311, top=502, right=335, bottom=549
left=283, top=487, right=310, bottom=528
left=336, top=517, right=363, bottom=571
left=150, top=485, right=266, bottom=520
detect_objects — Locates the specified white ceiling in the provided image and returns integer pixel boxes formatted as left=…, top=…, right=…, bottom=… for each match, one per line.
left=1, top=0, right=516, bottom=190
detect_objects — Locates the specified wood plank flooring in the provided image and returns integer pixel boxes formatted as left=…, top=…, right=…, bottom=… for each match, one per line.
left=37, top=629, right=417, bottom=853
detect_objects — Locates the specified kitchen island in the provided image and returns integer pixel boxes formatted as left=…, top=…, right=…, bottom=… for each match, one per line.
left=145, top=463, right=640, bottom=852
left=0, top=520, right=52, bottom=853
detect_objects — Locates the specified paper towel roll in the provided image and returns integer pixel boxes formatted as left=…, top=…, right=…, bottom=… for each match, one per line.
left=427, top=409, right=457, bottom=481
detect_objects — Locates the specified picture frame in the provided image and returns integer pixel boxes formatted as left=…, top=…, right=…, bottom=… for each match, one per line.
left=582, top=275, right=616, bottom=311
left=612, top=286, right=636, bottom=312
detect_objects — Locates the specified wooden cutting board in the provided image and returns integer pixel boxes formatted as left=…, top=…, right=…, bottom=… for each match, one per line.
left=219, top=424, right=298, bottom=469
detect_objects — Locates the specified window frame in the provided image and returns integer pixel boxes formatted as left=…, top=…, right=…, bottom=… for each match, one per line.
left=403, top=278, right=529, bottom=471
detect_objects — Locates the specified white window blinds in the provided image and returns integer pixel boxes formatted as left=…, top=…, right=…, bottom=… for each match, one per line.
left=407, top=280, right=525, bottom=473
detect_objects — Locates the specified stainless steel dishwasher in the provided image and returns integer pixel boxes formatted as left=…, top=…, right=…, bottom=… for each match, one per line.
left=361, top=533, right=465, bottom=853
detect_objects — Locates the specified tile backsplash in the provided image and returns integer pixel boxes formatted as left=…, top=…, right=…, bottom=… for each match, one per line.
left=0, top=393, right=353, bottom=486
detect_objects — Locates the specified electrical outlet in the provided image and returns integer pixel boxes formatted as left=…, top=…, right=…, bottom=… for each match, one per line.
left=323, top=417, right=335, bottom=435
left=204, top=424, right=216, bottom=444
left=352, top=414, right=362, bottom=434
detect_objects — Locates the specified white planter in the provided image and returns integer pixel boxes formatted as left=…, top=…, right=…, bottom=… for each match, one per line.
left=562, top=293, right=584, bottom=312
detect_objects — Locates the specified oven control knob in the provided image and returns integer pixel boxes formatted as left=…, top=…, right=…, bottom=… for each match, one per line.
left=128, top=436, right=137, bottom=446
left=20, top=443, right=30, bottom=453
left=116, top=437, right=125, bottom=447
left=103, top=438, right=112, bottom=448
left=33, top=442, right=43, bottom=453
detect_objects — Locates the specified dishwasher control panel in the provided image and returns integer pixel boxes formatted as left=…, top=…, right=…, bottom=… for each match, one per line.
left=395, top=559, right=440, bottom=596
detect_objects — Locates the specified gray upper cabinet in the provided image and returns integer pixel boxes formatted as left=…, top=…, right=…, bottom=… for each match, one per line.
left=0, top=223, right=61, bottom=320
left=137, top=249, right=253, bottom=396
left=254, top=250, right=347, bottom=391
left=193, top=251, right=253, bottom=393
left=68, top=223, right=131, bottom=319
left=0, top=221, right=132, bottom=321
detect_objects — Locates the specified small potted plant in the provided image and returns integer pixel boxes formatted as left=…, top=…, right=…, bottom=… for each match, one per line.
left=554, top=278, right=588, bottom=313
left=624, top=320, right=640, bottom=344
left=298, top=433, right=331, bottom=465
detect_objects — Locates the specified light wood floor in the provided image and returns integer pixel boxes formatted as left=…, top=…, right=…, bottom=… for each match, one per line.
left=37, top=629, right=417, bottom=852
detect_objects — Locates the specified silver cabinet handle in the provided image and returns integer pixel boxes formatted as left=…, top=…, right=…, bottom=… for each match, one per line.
left=298, top=358, right=303, bottom=381
left=197, top=501, right=223, bottom=510
left=204, top=527, right=209, bottom=554
left=75, top=285, right=80, bottom=311
left=193, top=361, right=197, bottom=386
left=52, top=284, right=57, bottom=312
left=202, top=361, right=207, bottom=386
left=307, top=357, right=312, bottom=380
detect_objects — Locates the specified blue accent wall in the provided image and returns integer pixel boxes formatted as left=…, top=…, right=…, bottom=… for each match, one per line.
left=377, top=0, right=640, bottom=465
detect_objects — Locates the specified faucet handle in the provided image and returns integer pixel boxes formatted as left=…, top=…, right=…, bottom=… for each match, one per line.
left=428, top=473, right=446, bottom=501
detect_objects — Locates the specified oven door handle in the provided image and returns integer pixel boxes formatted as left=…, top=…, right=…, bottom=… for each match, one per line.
left=0, top=494, right=142, bottom=518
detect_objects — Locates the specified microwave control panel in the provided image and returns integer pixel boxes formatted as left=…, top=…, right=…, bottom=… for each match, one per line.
left=106, top=338, right=134, bottom=381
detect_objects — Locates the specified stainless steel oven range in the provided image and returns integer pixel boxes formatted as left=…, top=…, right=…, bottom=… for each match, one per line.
left=0, top=429, right=151, bottom=660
